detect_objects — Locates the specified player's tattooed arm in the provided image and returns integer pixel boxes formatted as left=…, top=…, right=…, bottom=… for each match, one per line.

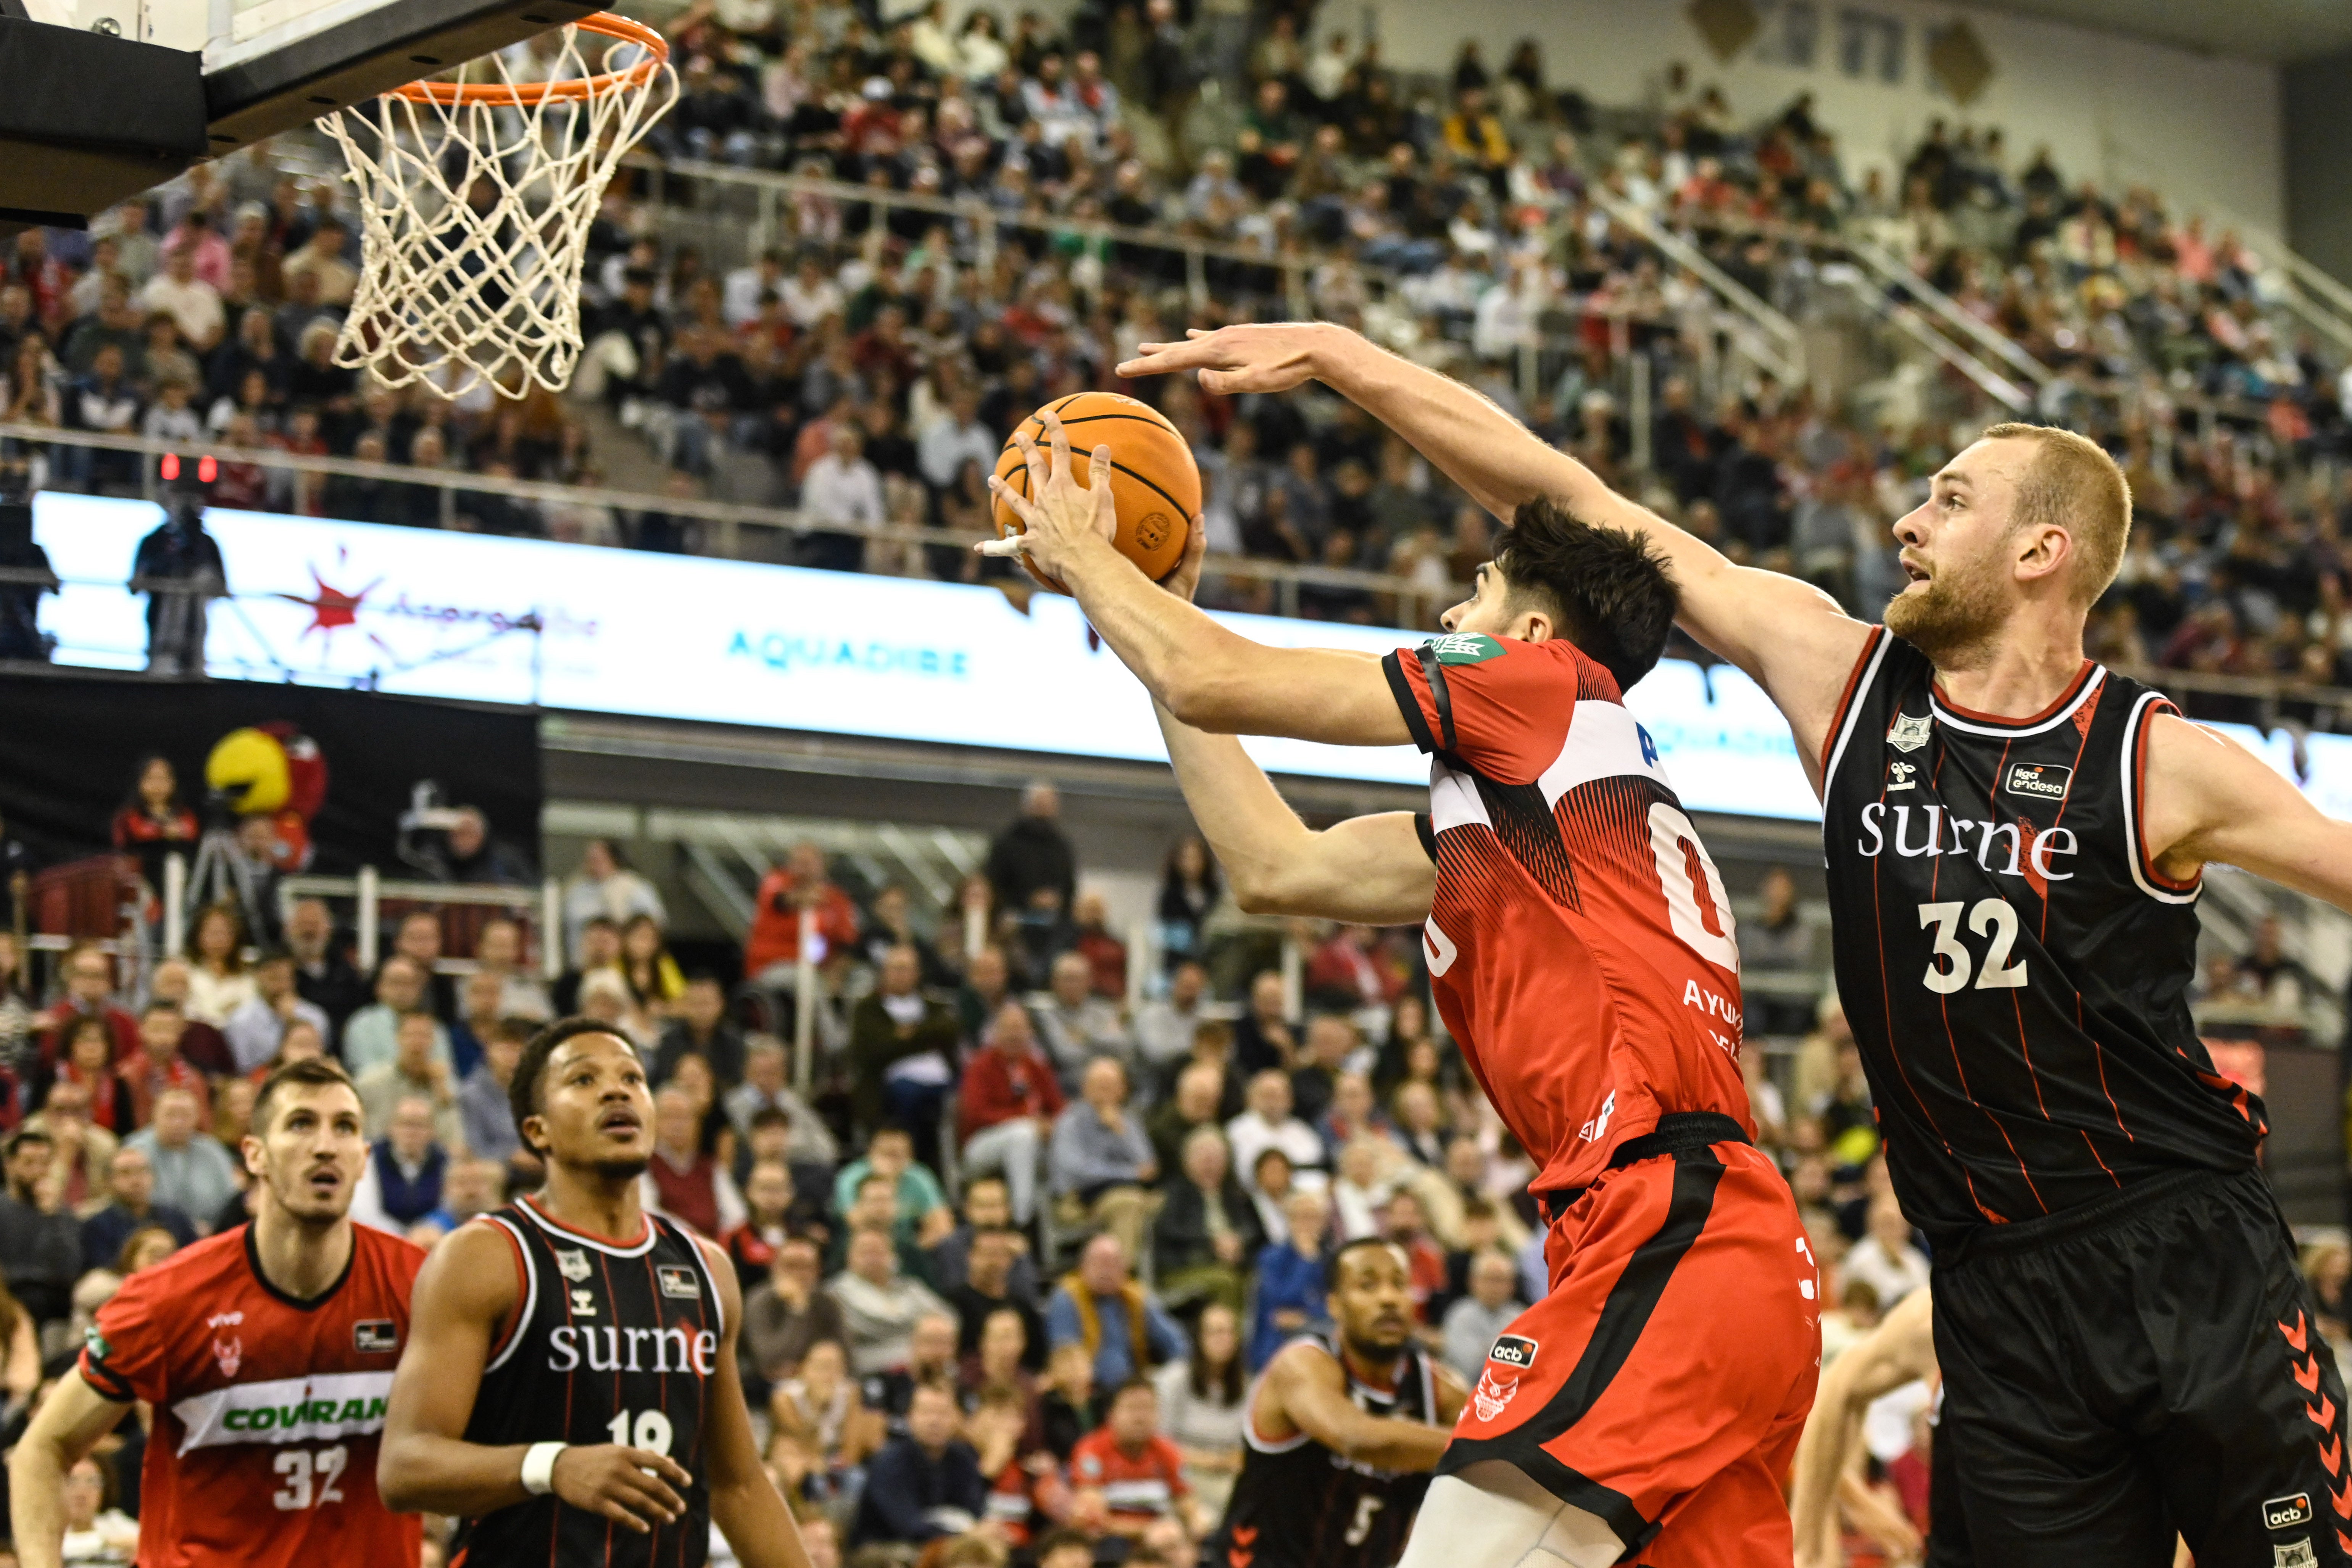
left=1120, top=323, right=1872, bottom=781
left=2140, top=712, right=2352, bottom=904
left=378, top=1223, right=693, bottom=1532
left=1788, top=1288, right=1935, bottom=1568
left=1154, top=702, right=1434, bottom=925
left=695, top=1235, right=814, bottom=1568
left=8, top=1366, right=132, bottom=1568
left=1262, top=1342, right=1452, bottom=1473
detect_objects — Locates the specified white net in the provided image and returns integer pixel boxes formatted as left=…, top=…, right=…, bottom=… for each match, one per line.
left=319, top=17, right=678, bottom=401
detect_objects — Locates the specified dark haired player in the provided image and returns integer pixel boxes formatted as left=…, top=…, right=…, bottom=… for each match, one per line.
left=990, top=412, right=1818, bottom=1565
left=378, top=1018, right=809, bottom=1568
left=9, top=1058, right=427, bottom=1568
left=1132, top=324, right=2352, bottom=1568
left=1213, top=1238, right=1466, bottom=1568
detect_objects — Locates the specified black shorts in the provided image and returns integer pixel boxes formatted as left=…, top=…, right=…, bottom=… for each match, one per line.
left=1929, top=1165, right=2349, bottom=1568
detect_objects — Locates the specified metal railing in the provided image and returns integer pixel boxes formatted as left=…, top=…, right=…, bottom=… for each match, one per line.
left=1583, top=183, right=1807, bottom=386
left=0, top=421, right=1472, bottom=628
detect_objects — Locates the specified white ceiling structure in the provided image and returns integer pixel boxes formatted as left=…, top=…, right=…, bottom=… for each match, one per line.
left=1967, top=0, right=2352, bottom=64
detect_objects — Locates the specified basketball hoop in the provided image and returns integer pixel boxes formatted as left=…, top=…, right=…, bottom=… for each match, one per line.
left=319, top=13, right=677, bottom=400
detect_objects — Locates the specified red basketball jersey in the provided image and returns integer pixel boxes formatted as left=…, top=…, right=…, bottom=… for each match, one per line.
left=78, top=1223, right=427, bottom=1568
left=1382, top=633, right=1752, bottom=1193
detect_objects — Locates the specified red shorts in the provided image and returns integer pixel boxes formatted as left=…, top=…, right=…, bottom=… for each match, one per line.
left=1438, top=1122, right=1821, bottom=1568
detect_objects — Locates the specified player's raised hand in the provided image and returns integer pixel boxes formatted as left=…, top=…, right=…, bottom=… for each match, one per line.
left=981, top=408, right=1116, bottom=581
left=1116, top=323, right=1329, bottom=396
left=549, top=1444, right=694, bottom=1534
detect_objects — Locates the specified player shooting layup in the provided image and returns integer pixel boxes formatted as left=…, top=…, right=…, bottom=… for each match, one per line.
left=1120, top=321, right=2352, bottom=1568
left=378, top=1018, right=811, bottom=1568
left=990, top=415, right=1820, bottom=1564
left=9, top=1059, right=426, bottom=1568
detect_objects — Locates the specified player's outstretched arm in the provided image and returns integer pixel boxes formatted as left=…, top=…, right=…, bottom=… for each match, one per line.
left=1119, top=324, right=1873, bottom=782
left=8, top=1371, right=131, bottom=1568
left=1155, top=702, right=1433, bottom=924
left=1789, top=1288, right=1935, bottom=1568
left=694, top=1236, right=813, bottom=1568
left=986, top=412, right=1412, bottom=746
left=2140, top=712, right=2352, bottom=908
left=1264, top=1341, right=1452, bottom=1473
left=378, top=1223, right=693, bottom=1532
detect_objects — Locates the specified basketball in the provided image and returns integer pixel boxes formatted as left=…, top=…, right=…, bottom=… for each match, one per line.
left=991, top=392, right=1201, bottom=593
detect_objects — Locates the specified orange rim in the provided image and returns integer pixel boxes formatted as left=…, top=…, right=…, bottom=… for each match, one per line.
left=387, top=11, right=667, bottom=105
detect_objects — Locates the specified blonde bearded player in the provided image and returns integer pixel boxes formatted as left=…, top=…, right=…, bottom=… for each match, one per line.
left=985, top=406, right=1820, bottom=1568
left=1120, top=321, right=2352, bottom=1568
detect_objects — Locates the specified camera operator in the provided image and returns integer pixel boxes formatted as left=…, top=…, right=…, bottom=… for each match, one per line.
left=0, top=448, right=56, bottom=663
left=129, top=459, right=226, bottom=677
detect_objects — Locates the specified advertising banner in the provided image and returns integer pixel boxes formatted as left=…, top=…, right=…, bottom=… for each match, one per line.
left=30, top=492, right=1816, bottom=821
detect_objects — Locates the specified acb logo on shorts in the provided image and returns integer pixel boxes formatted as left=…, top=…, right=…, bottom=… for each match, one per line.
left=1488, top=1335, right=1539, bottom=1371
left=2264, top=1491, right=2314, bottom=1529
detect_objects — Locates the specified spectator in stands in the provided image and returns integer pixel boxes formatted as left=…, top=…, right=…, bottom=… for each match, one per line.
left=126, top=1086, right=238, bottom=1229
left=957, top=999, right=1064, bottom=1227
left=0, top=1128, right=84, bottom=1325
left=744, top=840, right=861, bottom=981
left=1148, top=1056, right=1233, bottom=1177
left=222, top=948, right=329, bottom=1074
left=743, top=1233, right=846, bottom=1391
left=49, top=1016, right=134, bottom=1136
left=1046, top=1232, right=1188, bottom=1390
left=143, top=957, right=235, bottom=1076
left=954, top=943, right=1019, bottom=1041
left=832, top=1123, right=954, bottom=1249
left=430, top=806, right=537, bottom=886
left=1036, top=951, right=1133, bottom=1089
left=137, top=245, right=224, bottom=351
left=1232, top=970, right=1297, bottom=1076
left=21, top=1077, right=116, bottom=1213
left=829, top=1224, right=953, bottom=1377
left=723, top=1157, right=800, bottom=1281
left=1134, top=961, right=1210, bottom=1091
left=445, top=967, right=506, bottom=1081
left=471, top=917, right=552, bottom=1020
left=1842, top=1195, right=1931, bottom=1307
left=724, top=1038, right=840, bottom=1167
left=1071, top=1378, right=1204, bottom=1541
left=1153, top=1300, right=1247, bottom=1519
left=37, top=941, right=139, bottom=1066
left=847, top=944, right=961, bottom=1142
left=616, top=913, right=684, bottom=1021
left=1738, top=866, right=1815, bottom=1037
left=356, top=1010, right=460, bottom=1146
left=562, top=838, right=666, bottom=958
left=643, top=1084, right=746, bottom=1239
left=79, top=1145, right=195, bottom=1271
left=867, top=1309, right=962, bottom=1423
left=799, top=422, right=883, bottom=571
left=987, top=781, right=1077, bottom=925
left=1227, top=1068, right=1325, bottom=1192
left=457, top=1016, right=528, bottom=1169
left=285, top=896, right=366, bottom=1036
left=1049, top=1056, right=1157, bottom=1259
left=1152, top=1125, right=1264, bottom=1317
left=124, top=1001, right=211, bottom=1126
left=858, top=883, right=957, bottom=990
left=656, top=972, right=748, bottom=1089
left=353, top=1094, right=450, bottom=1232
left=553, top=915, right=623, bottom=1017
left=947, top=1224, right=1044, bottom=1368
left=1441, top=1249, right=1523, bottom=1381
left=1067, top=891, right=1127, bottom=1001
left=1155, top=838, right=1219, bottom=975
left=342, top=956, right=453, bottom=1078
left=850, top=1380, right=987, bottom=1547
left=1247, top=1188, right=1331, bottom=1370
left=1289, top=1014, right=1361, bottom=1128
left=772, top=1334, right=883, bottom=1489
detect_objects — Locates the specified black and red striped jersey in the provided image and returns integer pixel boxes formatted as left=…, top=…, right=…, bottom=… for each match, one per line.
left=1212, top=1333, right=1437, bottom=1568
left=1819, top=629, right=2263, bottom=1246
left=449, top=1195, right=726, bottom=1568
left=1382, top=632, right=1753, bottom=1195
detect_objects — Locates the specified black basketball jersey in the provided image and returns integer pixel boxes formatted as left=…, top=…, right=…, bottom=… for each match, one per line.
left=1213, top=1334, right=1438, bottom=1568
left=450, top=1195, right=724, bottom=1568
left=1819, top=629, right=2264, bottom=1246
